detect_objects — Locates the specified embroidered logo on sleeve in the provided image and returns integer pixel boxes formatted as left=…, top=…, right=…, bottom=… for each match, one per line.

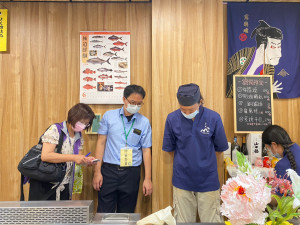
left=200, top=123, right=210, bottom=135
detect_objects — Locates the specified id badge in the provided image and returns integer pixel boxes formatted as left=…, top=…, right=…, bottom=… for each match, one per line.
left=120, top=147, right=133, bottom=167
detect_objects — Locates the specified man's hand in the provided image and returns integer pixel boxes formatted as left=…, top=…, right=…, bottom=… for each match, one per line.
left=93, top=172, right=103, bottom=191
left=273, top=80, right=283, bottom=93
left=143, top=179, right=152, bottom=196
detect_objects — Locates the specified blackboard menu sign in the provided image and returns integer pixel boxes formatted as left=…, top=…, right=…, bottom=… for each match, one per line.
left=233, top=75, right=273, bottom=133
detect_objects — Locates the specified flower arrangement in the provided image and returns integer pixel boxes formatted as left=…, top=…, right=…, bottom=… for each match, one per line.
left=266, top=169, right=300, bottom=225
left=221, top=152, right=271, bottom=225
left=221, top=152, right=300, bottom=225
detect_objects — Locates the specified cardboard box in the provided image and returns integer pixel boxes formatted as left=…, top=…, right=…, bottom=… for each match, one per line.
left=246, top=133, right=262, bottom=165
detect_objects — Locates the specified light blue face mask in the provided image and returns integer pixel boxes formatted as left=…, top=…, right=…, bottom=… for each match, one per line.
left=267, top=147, right=282, bottom=159
left=181, top=110, right=199, bottom=119
left=274, top=153, right=282, bottom=159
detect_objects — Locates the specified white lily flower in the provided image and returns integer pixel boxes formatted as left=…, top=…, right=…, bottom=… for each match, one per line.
left=286, top=169, right=300, bottom=208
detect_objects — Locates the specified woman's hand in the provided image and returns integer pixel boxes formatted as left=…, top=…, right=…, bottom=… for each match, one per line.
left=74, top=155, right=95, bottom=166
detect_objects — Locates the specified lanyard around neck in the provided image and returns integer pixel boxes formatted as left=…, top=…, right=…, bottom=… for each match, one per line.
left=121, top=115, right=135, bottom=146
left=66, top=128, right=75, bottom=148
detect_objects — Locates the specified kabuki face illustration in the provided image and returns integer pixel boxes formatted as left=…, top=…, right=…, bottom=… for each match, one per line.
left=265, top=37, right=282, bottom=66
left=251, top=20, right=283, bottom=66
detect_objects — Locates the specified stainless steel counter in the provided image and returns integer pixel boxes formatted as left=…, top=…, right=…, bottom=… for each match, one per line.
left=0, top=200, right=93, bottom=224
left=1, top=201, right=300, bottom=225
left=92, top=213, right=140, bottom=225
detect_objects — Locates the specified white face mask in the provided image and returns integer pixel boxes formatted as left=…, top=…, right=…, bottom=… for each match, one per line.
left=181, top=110, right=199, bottom=119
left=126, top=104, right=141, bottom=114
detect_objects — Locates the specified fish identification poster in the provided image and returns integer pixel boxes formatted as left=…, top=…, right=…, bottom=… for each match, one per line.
left=80, top=31, right=130, bottom=104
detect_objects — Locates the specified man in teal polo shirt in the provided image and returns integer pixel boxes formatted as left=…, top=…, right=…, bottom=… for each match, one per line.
left=163, top=83, right=228, bottom=223
left=93, top=84, right=152, bottom=213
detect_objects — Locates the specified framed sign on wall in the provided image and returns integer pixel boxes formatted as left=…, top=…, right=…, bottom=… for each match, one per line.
left=80, top=31, right=130, bottom=104
left=85, top=114, right=101, bottom=135
left=233, top=75, right=274, bottom=133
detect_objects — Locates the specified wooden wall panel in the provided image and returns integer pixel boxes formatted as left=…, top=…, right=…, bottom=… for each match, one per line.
left=152, top=0, right=225, bottom=212
left=152, top=0, right=300, bottom=213
left=15, top=0, right=64, bottom=1
left=1, top=0, right=300, bottom=219
left=13, top=0, right=151, bottom=1
left=0, top=2, right=151, bottom=217
left=225, top=0, right=300, bottom=2
left=71, top=0, right=128, bottom=2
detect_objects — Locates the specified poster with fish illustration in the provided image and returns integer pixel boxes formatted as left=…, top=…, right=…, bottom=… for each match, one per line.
left=80, top=31, right=130, bottom=104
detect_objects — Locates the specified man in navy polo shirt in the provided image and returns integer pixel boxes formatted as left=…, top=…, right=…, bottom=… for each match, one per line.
left=93, top=84, right=152, bottom=213
left=163, top=83, right=228, bottom=223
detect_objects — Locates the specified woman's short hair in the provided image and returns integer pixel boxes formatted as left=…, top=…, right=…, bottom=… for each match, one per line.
left=67, top=103, right=95, bottom=130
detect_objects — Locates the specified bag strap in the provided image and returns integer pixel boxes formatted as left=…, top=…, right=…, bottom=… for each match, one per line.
left=73, top=133, right=82, bottom=155
left=20, top=123, right=65, bottom=201
left=36, top=123, right=64, bottom=152
left=55, top=122, right=81, bottom=154
left=20, top=175, right=32, bottom=201
left=54, top=123, right=64, bottom=154
left=20, top=174, right=25, bottom=201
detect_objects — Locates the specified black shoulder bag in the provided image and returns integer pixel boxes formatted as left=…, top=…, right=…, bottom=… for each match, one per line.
left=18, top=124, right=67, bottom=200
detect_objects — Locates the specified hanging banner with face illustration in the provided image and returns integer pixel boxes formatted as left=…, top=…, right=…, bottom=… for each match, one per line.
left=80, top=31, right=130, bottom=104
left=225, top=3, right=300, bottom=99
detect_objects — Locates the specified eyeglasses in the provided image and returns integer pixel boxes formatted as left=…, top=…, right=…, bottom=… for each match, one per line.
left=79, top=121, right=91, bottom=128
left=126, top=98, right=144, bottom=107
left=264, top=146, right=271, bottom=152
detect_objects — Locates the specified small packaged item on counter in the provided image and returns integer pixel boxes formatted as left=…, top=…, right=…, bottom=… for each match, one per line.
left=263, top=156, right=271, bottom=168
left=254, top=157, right=263, bottom=167
left=225, top=157, right=235, bottom=167
left=271, top=157, right=279, bottom=168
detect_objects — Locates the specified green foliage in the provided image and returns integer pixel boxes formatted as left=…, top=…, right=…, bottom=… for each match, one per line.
left=266, top=194, right=300, bottom=225
left=236, top=151, right=252, bottom=173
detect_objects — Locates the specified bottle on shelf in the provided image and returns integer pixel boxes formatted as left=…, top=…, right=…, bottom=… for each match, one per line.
left=241, top=136, right=249, bottom=161
left=231, top=136, right=240, bottom=165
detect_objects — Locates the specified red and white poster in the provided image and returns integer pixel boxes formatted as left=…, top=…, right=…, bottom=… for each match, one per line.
left=80, top=31, right=130, bottom=104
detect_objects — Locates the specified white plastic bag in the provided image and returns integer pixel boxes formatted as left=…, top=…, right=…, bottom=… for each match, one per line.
left=136, top=206, right=176, bottom=225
